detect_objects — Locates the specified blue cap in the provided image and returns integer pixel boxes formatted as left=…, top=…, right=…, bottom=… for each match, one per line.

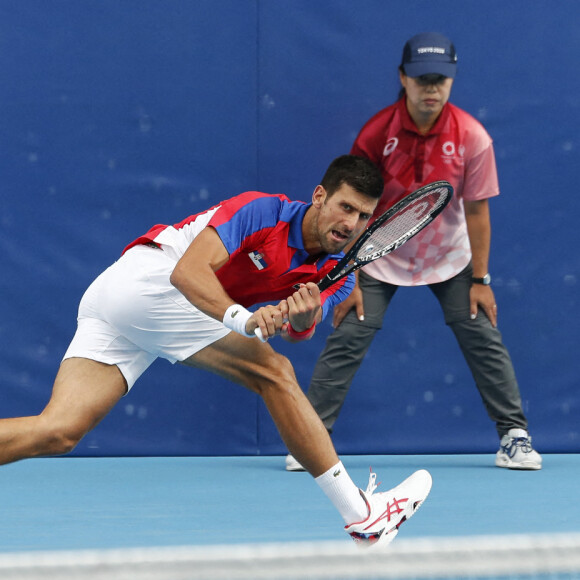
left=401, top=32, right=457, bottom=78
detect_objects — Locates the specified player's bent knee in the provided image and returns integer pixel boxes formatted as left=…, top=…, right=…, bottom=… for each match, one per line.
left=37, top=420, right=88, bottom=457
left=252, top=352, right=298, bottom=396
left=45, top=430, right=83, bottom=456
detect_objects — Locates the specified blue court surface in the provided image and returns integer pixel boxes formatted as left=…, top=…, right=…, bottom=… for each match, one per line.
left=0, top=453, right=578, bottom=553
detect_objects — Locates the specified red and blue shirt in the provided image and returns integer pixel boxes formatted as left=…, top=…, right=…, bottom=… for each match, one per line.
left=124, top=191, right=353, bottom=320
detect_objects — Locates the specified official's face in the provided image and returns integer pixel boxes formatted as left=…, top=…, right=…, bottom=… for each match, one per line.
left=400, top=73, right=454, bottom=121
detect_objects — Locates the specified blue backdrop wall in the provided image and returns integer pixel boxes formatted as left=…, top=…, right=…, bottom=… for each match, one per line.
left=1, top=0, right=578, bottom=457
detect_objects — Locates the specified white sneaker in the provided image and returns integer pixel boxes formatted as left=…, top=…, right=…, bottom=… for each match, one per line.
left=495, top=428, right=542, bottom=470
left=345, top=469, right=432, bottom=548
left=285, top=454, right=306, bottom=472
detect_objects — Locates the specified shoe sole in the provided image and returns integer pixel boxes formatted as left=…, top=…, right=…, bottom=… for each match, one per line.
left=285, top=464, right=306, bottom=472
left=496, top=459, right=542, bottom=470
left=285, top=456, right=306, bottom=472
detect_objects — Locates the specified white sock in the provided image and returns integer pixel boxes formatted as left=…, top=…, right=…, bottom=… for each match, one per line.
left=314, top=461, right=368, bottom=525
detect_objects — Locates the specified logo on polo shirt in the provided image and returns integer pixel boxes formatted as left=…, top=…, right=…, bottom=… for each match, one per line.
left=248, top=251, right=268, bottom=270
left=441, top=141, right=465, bottom=165
left=442, top=141, right=456, bottom=156
left=383, top=137, right=399, bottom=157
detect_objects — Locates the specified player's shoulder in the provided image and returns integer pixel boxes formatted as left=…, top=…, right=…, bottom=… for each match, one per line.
left=228, top=190, right=290, bottom=204
left=221, top=191, right=292, bottom=213
left=209, top=191, right=292, bottom=228
left=210, top=191, right=304, bottom=240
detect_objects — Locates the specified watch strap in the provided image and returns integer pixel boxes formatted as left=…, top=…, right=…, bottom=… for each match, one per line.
left=471, top=273, right=491, bottom=285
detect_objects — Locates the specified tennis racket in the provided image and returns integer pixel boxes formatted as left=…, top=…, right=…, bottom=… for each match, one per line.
left=254, top=180, right=452, bottom=341
left=317, top=179, right=453, bottom=292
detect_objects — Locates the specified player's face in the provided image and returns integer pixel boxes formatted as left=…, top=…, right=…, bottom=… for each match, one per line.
left=400, top=72, right=454, bottom=126
left=312, top=184, right=378, bottom=254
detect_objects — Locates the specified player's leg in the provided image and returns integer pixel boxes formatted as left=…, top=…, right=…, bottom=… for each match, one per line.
left=306, top=271, right=397, bottom=431
left=182, top=331, right=336, bottom=476
left=0, top=358, right=127, bottom=466
left=182, top=332, right=432, bottom=545
left=0, top=247, right=160, bottom=467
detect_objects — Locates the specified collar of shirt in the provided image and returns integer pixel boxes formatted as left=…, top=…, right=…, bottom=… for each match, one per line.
left=286, top=201, right=309, bottom=249
left=286, top=201, right=340, bottom=270
left=396, top=97, right=451, bottom=137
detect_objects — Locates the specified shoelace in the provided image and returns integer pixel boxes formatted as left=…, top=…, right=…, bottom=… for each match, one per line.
left=365, top=469, right=379, bottom=495
left=504, top=436, right=533, bottom=458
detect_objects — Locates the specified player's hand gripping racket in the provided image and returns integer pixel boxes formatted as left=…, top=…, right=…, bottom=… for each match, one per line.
left=317, top=179, right=453, bottom=292
left=254, top=180, right=453, bottom=340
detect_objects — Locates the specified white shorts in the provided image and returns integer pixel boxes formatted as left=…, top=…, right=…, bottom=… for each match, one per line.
left=63, top=245, right=231, bottom=390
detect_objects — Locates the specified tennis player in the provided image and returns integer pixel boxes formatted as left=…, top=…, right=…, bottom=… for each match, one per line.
left=0, top=155, right=431, bottom=548
left=286, top=33, right=542, bottom=472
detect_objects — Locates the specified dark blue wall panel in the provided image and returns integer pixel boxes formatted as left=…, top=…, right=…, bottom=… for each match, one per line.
left=1, top=0, right=578, bottom=457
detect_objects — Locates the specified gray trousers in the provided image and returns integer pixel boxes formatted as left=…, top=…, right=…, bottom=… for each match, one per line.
left=306, top=264, right=528, bottom=439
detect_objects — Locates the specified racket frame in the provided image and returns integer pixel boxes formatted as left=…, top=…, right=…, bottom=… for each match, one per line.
left=317, top=180, right=453, bottom=292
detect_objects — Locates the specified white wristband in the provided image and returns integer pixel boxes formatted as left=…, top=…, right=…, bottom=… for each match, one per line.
left=222, top=304, right=254, bottom=337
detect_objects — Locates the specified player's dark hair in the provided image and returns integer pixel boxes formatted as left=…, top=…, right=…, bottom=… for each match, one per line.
left=321, top=155, right=383, bottom=200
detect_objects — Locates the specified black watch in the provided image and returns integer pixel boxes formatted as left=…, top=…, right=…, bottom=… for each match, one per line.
left=472, top=273, right=491, bottom=285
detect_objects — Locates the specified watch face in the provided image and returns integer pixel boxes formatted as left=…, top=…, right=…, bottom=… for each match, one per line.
left=483, top=273, right=491, bottom=285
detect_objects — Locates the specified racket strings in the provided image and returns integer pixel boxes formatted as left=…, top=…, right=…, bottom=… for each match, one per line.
left=356, top=188, right=448, bottom=261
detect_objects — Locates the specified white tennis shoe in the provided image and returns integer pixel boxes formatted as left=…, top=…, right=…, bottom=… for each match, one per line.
left=285, top=454, right=306, bottom=471
left=495, top=428, right=542, bottom=470
left=345, top=469, right=432, bottom=548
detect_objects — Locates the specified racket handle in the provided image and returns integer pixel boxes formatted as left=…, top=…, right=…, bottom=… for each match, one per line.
left=254, top=327, right=267, bottom=342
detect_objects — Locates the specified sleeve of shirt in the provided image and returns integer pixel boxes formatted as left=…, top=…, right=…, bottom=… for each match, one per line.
left=320, top=272, right=355, bottom=321
left=462, top=129, right=500, bottom=202
left=208, top=193, right=282, bottom=255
